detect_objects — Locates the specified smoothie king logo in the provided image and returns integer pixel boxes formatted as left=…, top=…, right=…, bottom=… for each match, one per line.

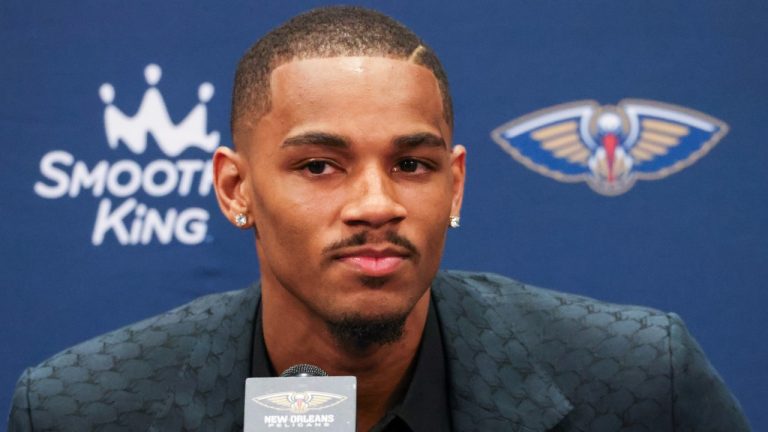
left=491, top=99, right=728, bottom=196
left=33, top=64, right=219, bottom=245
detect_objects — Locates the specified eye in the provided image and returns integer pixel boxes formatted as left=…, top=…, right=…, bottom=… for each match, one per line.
left=393, top=158, right=432, bottom=174
left=298, top=160, right=340, bottom=176
left=306, top=160, right=327, bottom=174
left=397, top=159, right=419, bottom=172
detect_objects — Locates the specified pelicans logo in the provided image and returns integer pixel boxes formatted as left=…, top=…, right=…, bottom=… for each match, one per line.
left=491, top=99, right=728, bottom=196
left=253, top=391, right=347, bottom=414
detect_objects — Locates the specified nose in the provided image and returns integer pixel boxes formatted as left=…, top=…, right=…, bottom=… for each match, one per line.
left=340, top=165, right=407, bottom=228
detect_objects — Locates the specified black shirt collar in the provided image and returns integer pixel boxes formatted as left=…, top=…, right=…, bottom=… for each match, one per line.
left=250, top=299, right=274, bottom=378
left=372, top=297, right=451, bottom=431
left=251, top=297, right=451, bottom=432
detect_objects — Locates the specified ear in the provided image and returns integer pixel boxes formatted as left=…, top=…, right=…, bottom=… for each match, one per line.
left=212, top=146, right=251, bottom=228
left=449, top=144, right=466, bottom=218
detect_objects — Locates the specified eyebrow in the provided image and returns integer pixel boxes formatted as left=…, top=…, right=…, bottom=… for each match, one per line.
left=281, top=131, right=447, bottom=150
left=393, top=132, right=447, bottom=150
left=282, top=132, right=348, bottom=149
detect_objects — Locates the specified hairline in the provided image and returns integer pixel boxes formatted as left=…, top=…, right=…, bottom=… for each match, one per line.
left=233, top=53, right=449, bottom=146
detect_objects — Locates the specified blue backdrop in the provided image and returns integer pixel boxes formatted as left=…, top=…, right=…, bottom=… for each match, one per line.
left=2, top=1, right=766, bottom=428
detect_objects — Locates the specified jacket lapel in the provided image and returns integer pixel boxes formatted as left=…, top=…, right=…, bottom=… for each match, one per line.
left=433, top=272, right=572, bottom=431
left=149, top=285, right=260, bottom=431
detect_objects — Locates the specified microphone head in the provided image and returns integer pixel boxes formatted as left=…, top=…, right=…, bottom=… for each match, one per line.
left=280, top=363, right=328, bottom=377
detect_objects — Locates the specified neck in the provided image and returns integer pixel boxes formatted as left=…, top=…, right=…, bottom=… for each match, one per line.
left=261, top=283, right=431, bottom=431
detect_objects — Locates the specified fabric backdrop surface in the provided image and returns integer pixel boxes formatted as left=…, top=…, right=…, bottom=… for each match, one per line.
left=1, top=0, right=766, bottom=428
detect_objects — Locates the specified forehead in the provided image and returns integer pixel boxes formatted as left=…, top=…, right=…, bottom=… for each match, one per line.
left=252, top=56, right=449, bottom=145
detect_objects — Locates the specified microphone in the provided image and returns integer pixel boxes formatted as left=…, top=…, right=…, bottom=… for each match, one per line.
left=280, top=363, right=328, bottom=377
left=244, top=364, right=357, bottom=431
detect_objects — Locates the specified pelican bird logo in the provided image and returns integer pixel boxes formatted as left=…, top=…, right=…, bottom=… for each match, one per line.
left=491, top=99, right=728, bottom=196
left=252, top=391, right=347, bottom=414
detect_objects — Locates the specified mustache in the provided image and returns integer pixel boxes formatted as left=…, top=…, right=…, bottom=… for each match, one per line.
left=323, top=231, right=419, bottom=257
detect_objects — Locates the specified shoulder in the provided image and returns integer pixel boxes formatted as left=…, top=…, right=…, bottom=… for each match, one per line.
left=433, top=270, right=750, bottom=431
left=433, top=270, right=671, bottom=366
left=35, top=287, right=257, bottom=373
left=9, top=287, right=258, bottom=431
left=433, top=269, right=667, bottom=325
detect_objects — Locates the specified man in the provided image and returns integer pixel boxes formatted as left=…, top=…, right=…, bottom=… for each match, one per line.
left=9, top=6, right=749, bottom=431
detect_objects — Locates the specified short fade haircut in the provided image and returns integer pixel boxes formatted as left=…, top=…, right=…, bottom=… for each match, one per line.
left=230, top=6, right=453, bottom=138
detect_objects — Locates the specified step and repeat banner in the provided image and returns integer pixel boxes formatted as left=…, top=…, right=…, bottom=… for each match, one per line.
left=2, top=0, right=766, bottom=427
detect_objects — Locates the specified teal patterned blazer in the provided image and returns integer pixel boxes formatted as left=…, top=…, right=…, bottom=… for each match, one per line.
left=9, top=271, right=750, bottom=431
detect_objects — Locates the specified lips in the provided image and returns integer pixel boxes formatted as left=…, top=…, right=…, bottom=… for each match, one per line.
left=333, top=247, right=409, bottom=277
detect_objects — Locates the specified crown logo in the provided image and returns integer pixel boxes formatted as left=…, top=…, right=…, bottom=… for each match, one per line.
left=98, top=64, right=219, bottom=157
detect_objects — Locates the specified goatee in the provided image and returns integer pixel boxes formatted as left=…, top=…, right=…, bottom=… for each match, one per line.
left=326, top=313, right=407, bottom=352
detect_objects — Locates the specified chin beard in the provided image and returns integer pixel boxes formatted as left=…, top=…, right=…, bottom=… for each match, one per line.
left=326, top=313, right=407, bottom=352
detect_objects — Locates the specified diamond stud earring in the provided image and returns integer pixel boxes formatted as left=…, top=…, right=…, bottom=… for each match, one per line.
left=235, top=213, right=247, bottom=228
left=449, top=216, right=461, bottom=229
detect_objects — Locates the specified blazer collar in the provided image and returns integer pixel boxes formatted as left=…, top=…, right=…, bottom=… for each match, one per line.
left=432, top=271, right=573, bottom=431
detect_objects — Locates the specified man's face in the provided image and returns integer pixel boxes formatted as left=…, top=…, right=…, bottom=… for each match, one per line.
left=237, top=56, right=465, bottom=327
